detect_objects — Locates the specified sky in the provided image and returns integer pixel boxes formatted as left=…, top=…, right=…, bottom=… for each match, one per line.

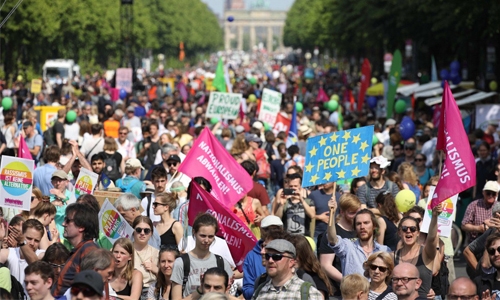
left=201, top=0, right=295, bottom=17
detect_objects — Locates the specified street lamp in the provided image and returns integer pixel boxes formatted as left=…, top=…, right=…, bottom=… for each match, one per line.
left=305, top=51, right=312, bottom=66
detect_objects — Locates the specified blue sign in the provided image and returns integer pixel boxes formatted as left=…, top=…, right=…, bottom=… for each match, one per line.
left=302, top=126, right=374, bottom=187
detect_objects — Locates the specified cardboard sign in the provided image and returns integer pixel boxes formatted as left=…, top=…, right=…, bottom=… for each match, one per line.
left=31, top=79, right=42, bottom=94
left=206, top=92, right=242, bottom=120
left=116, top=68, right=133, bottom=93
left=98, top=199, right=134, bottom=245
left=0, top=157, right=34, bottom=211
left=94, top=191, right=124, bottom=207
left=258, top=88, right=283, bottom=126
left=74, top=168, right=99, bottom=199
left=421, top=186, right=457, bottom=238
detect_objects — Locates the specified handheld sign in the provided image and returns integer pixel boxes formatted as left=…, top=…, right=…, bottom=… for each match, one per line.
left=99, top=199, right=134, bottom=245
left=0, top=157, right=34, bottom=211
left=116, top=68, right=133, bottom=93
left=74, top=168, right=99, bottom=198
left=421, top=186, right=457, bottom=238
left=258, top=88, right=282, bottom=126
left=302, top=126, right=374, bottom=187
left=205, top=92, right=242, bottom=120
left=31, top=79, right=42, bottom=94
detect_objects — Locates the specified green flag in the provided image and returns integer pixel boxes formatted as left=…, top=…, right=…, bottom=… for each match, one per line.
left=386, top=49, right=402, bottom=118
left=213, top=57, right=226, bottom=92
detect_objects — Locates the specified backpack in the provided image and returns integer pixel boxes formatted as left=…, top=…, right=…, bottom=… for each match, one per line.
left=103, top=152, right=121, bottom=181
left=181, top=253, right=224, bottom=294
left=254, top=148, right=270, bottom=180
left=117, top=177, right=140, bottom=193
left=0, top=263, right=26, bottom=299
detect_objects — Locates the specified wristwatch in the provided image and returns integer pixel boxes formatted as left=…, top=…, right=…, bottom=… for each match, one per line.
left=18, top=240, right=27, bottom=247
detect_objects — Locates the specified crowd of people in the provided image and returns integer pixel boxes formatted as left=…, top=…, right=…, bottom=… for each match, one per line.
left=0, top=53, right=499, bottom=300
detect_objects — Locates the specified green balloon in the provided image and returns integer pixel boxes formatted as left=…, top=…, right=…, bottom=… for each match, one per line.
left=295, top=102, right=303, bottom=112
left=249, top=77, right=257, bottom=85
left=330, top=94, right=339, bottom=101
left=264, top=122, right=271, bottom=131
left=356, top=123, right=360, bottom=128
left=326, top=100, right=339, bottom=112
left=66, top=110, right=77, bottom=123
left=372, top=135, right=379, bottom=145
left=210, top=117, right=219, bottom=125
left=1, top=97, right=12, bottom=110
left=395, top=99, right=407, bottom=114
left=248, top=94, right=257, bottom=102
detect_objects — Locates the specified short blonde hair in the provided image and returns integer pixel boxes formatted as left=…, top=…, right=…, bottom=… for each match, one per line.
left=398, top=162, right=419, bottom=186
left=363, top=251, right=394, bottom=284
left=340, top=274, right=369, bottom=299
left=339, top=193, right=361, bottom=212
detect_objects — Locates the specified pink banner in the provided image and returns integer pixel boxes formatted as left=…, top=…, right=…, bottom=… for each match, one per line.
left=316, top=87, right=329, bottom=102
left=116, top=68, right=133, bottom=93
left=18, top=137, right=35, bottom=168
left=177, top=127, right=253, bottom=208
left=188, top=182, right=257, bottom=272
left=431, top=82, right=476, bottom=208
left=177, top=82, right=188, bottom=102
left=358, top=59, right=371, bottom=112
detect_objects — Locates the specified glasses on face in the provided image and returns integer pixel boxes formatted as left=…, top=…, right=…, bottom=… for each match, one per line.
left=71, top=286, right=98, bottom=297
left=487, top=246, right=500, bottom=256
left=152, top=202, right=168, bottom=208
left=448, top=295, right=479, bottom=300
left=264, top=253, right=293, bottom=261
left=369, top=264, right=388, bottom=272
left=167, top=162, right=178, bottom=167
left=485, top=191, right=498, bottom=197
left=135, top=227, right=152, bottom=235
left=393, top=148, right=401, bottom=151
left=415, top=158, right=425, bottom=162
left=31, top=196, right=35, bottom=202
left=50, top=262, right=65, bottom=269
left=404, top=147, right=415, bottom=151
left=63, top=217, right=74, bottom=224
left=119, top=132, right=128, bottom=135
left=401, top=226, right=418, bottom=233
left=391, top=277, right=418, bottom=284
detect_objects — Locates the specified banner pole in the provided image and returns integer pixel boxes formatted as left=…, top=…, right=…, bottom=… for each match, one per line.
left=328, top=182, right=337, bottom=226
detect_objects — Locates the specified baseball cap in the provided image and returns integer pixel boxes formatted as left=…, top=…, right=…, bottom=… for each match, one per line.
left=126, top=158, right=144, bottom=170
left=265, top=239, right=296, bottom=257
left=127, top=106, right=135, bottom=112
left=252, top=121, right=263, bottom=130
left=71, top=270, right=104, bottom=297
left=22, top=121, right=33, bottom=128
left=51, top=170, right=68, bottom=180
left=483, top=181, right=500, bottom=193
left=369, top=155, right=391, bottom=168
left=235, top=125, right=245, bottom=134
left=166, top=154, right=181, bottom=163
left=260, top=215, right=283, bottom=228
left=245, top=134, right=261, bottom=144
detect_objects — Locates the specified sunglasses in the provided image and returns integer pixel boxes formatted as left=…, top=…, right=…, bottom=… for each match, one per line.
left=167, top=162, right=178, bottom=167
left=264, top=253, right=293, bottom=261
left=152, top=202, right=168, bottom=208
left=50, top=262, right=65, bottom=269
left=71, top=286, right=98, bottom=297
left=401, top=226, right=418, bottom=233
left=415, top=158, right=425, bottom=162
left=64, top=217, right=74, bottom=224
left=486, top=191, right=498, bottom=197
left=31, top=196, right=35, bottom=202
left=135, top=227, right=152, bottom=235
left=369, top=264, right=388, bottom=272
left=487, top=246, right=500, bottom=256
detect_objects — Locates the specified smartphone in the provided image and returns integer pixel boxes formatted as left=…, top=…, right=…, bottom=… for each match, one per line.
left=283, top=188, right=295, bottom=196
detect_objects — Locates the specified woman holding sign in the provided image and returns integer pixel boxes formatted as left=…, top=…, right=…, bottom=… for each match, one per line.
left=395, top=203, right=442, bottom=298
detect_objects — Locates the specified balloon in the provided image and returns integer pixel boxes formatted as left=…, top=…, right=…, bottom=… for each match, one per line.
left=295, top=102, right=303, bottom=112
left=326, top=100, right=339, bottom=112
left=451, top=75, right=462, bottom=85
left=439, top=69, right=450, bottom=80
left=17, top=75, right=23, bottom=81
left=305, top=236, right=316, bottom=252
left=304, top=68, right=315, bottom=79
left=395, top=190, right=417, bottom=213
left=372, top=135, right=379, bottom=145
left=450, top=60, right=460, bottom=72
left=248, top=94, right=257, bottom=102
left=367, top=96, right=378, bottom=109
left=1, top=97, right=12, bottom=110
left=227, top=16, right=234, bottom=22
left=371, top=77, right=378, bottom=84
left=330, top=94, right=339, bottom=101
left=399, top=116, right=416, bottom=140
left=248, top=77, right=257, bottom=85
left=210, top=117, right=219, bottom=125
left=490, top=81, right=498, bottom=91
left=66, top=110, right=77, bottom=123
left=394, top=99, right=407, bottom=114
left=119, top=88, right=127, bottom=100
left=264, top=122, right=271, bottom=131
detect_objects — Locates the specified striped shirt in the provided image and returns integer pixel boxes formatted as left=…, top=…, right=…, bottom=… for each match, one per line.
left=462, top=198, right=493, bottom=242
left=356, top=180, right=400, bottom=208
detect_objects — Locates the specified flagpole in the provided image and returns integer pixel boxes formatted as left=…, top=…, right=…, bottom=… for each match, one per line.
left=328, top=182, right=337, bottom=226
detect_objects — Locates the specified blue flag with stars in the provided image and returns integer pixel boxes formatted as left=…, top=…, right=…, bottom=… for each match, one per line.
left=286, top=100, right=298, bottom=148
left=101, top=172, right=111, bottom=189
left=302, top=125, right=374, bottom=187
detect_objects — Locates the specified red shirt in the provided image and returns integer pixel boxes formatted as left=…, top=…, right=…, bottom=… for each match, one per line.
left=247, top=181, right=270, bottom=206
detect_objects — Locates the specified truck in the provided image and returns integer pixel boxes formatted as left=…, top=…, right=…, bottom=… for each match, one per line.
left=42, top=59, right=80, bottom=84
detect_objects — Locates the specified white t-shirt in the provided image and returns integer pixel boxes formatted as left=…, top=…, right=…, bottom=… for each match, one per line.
left=7, top=248, right=45, bottom=295
left=141, top=193, right=161, bottom=223
left=178, top=236, right=235, bottom=268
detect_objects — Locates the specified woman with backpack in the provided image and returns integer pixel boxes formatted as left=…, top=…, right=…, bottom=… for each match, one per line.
left=99, top=137, right=124, bottom=182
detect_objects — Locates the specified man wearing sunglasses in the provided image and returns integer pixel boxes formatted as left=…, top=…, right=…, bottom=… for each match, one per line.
left=474, top=232, right=500, bottom=298
left=252, top=239, right=323, bottom=300
left=462, top=181, right=500, bottom=244
left=70, top=270, right=104, bottom=300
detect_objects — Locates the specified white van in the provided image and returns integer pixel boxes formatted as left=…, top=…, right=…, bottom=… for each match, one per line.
left=42, top=59, right=80, bottom=84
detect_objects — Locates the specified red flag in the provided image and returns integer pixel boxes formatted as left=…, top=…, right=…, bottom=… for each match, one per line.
left=272, top=114, right=291, bottom=135
left=431, top=82, right=475, bottom=208
left=188, top=181, right=258, bottom=271
left=411, top=93, right=416, bottom=119
left=358, top=58, right=371, bottom=112
left=177, top=127, right=253, bottom=208
left=18, top=137, right=35, bottom=168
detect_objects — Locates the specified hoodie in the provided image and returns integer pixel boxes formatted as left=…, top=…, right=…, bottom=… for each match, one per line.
left=243, top=240, right=266, bottom=300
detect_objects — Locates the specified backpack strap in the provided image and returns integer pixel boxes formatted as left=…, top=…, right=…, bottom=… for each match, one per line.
left=375, top=286, right=392, bottom=300
left=125, top=178, right=140, bottom=191
left=215, top=254, right=224, bottom=270
left=146, top=194, right=153, bottom=218
left=252, top=281, right=267, bottom=300
left=181, top=253, right=190, bottom=294
left=300, top=281, right=312, bottom=300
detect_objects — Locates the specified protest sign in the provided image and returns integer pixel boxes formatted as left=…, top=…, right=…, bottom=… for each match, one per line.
left=99, top=199, right=134, bottom=245
left=177, top=127, right=253, bottom=208
left=31, top=79, right=42, bottom=94
left=272, top=113, right=291, bottom=136
left=74, top=168, right=99, bottom=199
left=205, top=92, right=242, bottom=120
left=421, top=186, right=457, bottom=238
left=302, top=126, right=374, bottom=187
left=188, top=181, right=257, bottom=272
left=258, top=88, right=283, bottom=126
left=0, top=157, right=34, bottom=211
left=116, top=68, right=133, bottom=93
left=475, top=104, right=500, bottom=130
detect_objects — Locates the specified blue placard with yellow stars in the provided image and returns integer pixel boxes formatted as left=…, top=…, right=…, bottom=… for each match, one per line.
left=302, top=125, right=374, bottom=187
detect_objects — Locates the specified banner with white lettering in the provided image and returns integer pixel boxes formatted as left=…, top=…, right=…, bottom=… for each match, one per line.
left=258, top=88, right=283, bottom=127
left=177, top=127, right=253, bottom=208
left=187, top=181, right=257, bottom=272
left=272, top=113, right=291, bottom=136
left=206, top=92, right=242, bottom=120
left=0, top=156, right=34, bottom=211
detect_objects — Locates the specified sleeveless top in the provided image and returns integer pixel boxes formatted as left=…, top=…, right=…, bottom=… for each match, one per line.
left=235, top=198, right=256, bottom=226
left=381, top=216, right=399, bottom=251
left=2, top=124, right=16, bottom=149
left=115, top=280, right=132, bottom=296
left=160, top=221, right=178, bottom=247
left=395, top=246, right=432, bottom=298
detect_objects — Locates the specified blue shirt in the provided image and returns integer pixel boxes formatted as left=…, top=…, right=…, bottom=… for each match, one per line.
left=329, top=236, right=390, bottom=276
left=33, top=163, right=57, bottom=196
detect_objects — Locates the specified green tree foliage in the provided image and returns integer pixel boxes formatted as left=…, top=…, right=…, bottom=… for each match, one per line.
left=0, top=0, right=222, bottom=76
